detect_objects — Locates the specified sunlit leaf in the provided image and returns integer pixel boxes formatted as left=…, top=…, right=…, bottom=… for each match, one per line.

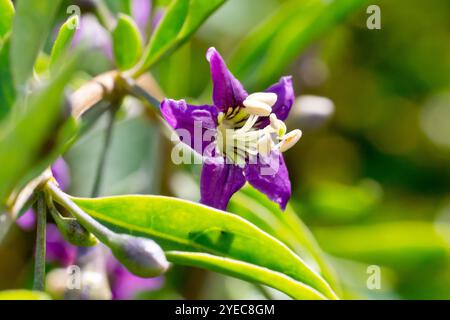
left=0, top=290, right=50, bottom=300
left=50, top=15, right=79, bottom=70
left=112, top=14, right=143, bottom=70
left=0, top=0, right=14, bottom=40
left=229, top=185, right=341, bottom=294
left=73, top=195, right=338, bottom=299
left=11, top=0, right=62, bottom=90
left=166, top=251, right=326, bottom=299
left=136, top=0, right=227, bottom=75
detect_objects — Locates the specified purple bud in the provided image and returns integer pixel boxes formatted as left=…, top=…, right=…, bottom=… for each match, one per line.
left=110, top=234, right=169, bottom=278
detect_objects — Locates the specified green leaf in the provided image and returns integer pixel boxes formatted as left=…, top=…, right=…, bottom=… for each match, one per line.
left=0, top=0, right=14, bottom=40
left=0, top=290, right=50, bottom=300
left=229, top=185, right=341, bottom=294
left=0, top=35, right=15, bottom=119
left=0, top=54, right=78, bottom=206
left=136, top=0, right=227, bottom=75
left=11, top=0, right=62, bottom=90
left=105, top=0, right=132, bottom=15
left=50, top=16, right=79, bottom=70
left=166, top=251, right=326, bottom=300
left=73, top=195, right=337, bottom=299
left=229, top=0, right=368, bottom=90
left=314, top=222, right=450, bottom=270
left=112, top=14, right=143, bottom=70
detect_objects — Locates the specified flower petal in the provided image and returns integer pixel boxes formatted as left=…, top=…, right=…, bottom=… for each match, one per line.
left=206, top=47, right=248, bottom=111
left=51, top=157, right=70, bottom=191
left=244, top=152, right=291, bottom=210
left=200, top=157, right=246, bottom=211
left=161, top=99, right=218, bottom=154
left=257, top=76, right=295, bottom=128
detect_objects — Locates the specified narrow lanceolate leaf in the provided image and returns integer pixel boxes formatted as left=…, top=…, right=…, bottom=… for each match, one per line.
left=230, top=0, right=368, bottom=90
left=50, top=16, right=79, bottom=70
left=0, top=55, right=78, bottom=206
left=229, top=185, right=341, bottom=294
left=166, top=251, right=326, bottom=300
left=0, top=290, right=50, bottom=300
left=0, top=35, right=15, bottom=119
left=136, top=0, right=227, bottom=75
left=112, top=14, right=143, bottom=70
left=11, top=0, right=62, bottom=90
left=73, top=195, right=338, bottom=299
left=0, top=0, right=14, bottom=40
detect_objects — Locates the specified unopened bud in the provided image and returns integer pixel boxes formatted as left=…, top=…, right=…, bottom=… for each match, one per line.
left=55, top=217, right=98, bottom=247
left=110, top=234, right=169, bottom=278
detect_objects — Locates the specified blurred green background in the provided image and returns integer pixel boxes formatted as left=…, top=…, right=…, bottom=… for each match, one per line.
left=1, top=0, right=450, bottom=299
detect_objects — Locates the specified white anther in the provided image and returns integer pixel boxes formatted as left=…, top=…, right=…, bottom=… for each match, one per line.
left=279, top=129, right=302, bottom=152
left=269, top=114, right=286, bottom=136
left=257, top=133, right=274, bottom=156
left=243, top=98, right=272, bottom=116
left=246, top=92, right=278, bottom=107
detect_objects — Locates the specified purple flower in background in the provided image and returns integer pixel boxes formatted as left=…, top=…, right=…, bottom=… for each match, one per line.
left=132, top=0, right=152, bottom=35
left=161, top=48, right=302, bottom=211
left=16, top=158, right=71, bottom=230
left=107, top=256, right=163, bottom=300
left=46, top=224, right=77, bottom=266
left=72, top=14, right=113, bottom=58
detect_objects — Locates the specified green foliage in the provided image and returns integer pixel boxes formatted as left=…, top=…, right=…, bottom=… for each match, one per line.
left=230, top=0, right=369, bottom=90
left=0, top=55, right=78, bottom=205
left=0, top=0, right=14, bottom=40
left=314, top=222, right=450, bottom=270
left=137, top=0, right=227, bottom=74
left=105, top=0, right=132, bottom=15
left=112, top=14, right=143, bottom=70
left=0, top=290, right=50, bottom=300
left=0, top=36, right=15, bottom=119
left=229, top=185, right=341, bottom=294
left=50, top=16, right=79, bottom=70
left=166, top=251, right=326, bottom=299
left=10, top=0, right=62, bottom=90
left=73, top=195, right=337, bottom=299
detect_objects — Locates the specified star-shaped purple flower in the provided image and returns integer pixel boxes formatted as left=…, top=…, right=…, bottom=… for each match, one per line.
left=161, top=48, right=302, bottom=211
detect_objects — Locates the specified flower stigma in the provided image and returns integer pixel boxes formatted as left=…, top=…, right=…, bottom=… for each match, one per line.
left=215, top=92, right=302, bottom=166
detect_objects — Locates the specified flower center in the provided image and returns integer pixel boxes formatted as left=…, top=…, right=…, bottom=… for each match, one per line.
left=215, top=92, right=302, bottom=166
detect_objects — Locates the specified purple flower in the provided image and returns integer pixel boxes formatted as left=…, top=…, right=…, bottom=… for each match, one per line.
left=161, top=48, right=302, bottom=211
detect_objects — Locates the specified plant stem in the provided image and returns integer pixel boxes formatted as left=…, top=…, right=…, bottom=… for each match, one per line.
left=91, top=108, right=116, bottom=198
left=33, top=194, right=47, bottom=291
left=46, top=181, right=112, bottom=246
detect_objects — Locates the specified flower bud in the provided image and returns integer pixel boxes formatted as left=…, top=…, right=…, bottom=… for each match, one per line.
left=109, top=234, right=169, bottom=278
left=55, top=217, right=99, bottom=247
